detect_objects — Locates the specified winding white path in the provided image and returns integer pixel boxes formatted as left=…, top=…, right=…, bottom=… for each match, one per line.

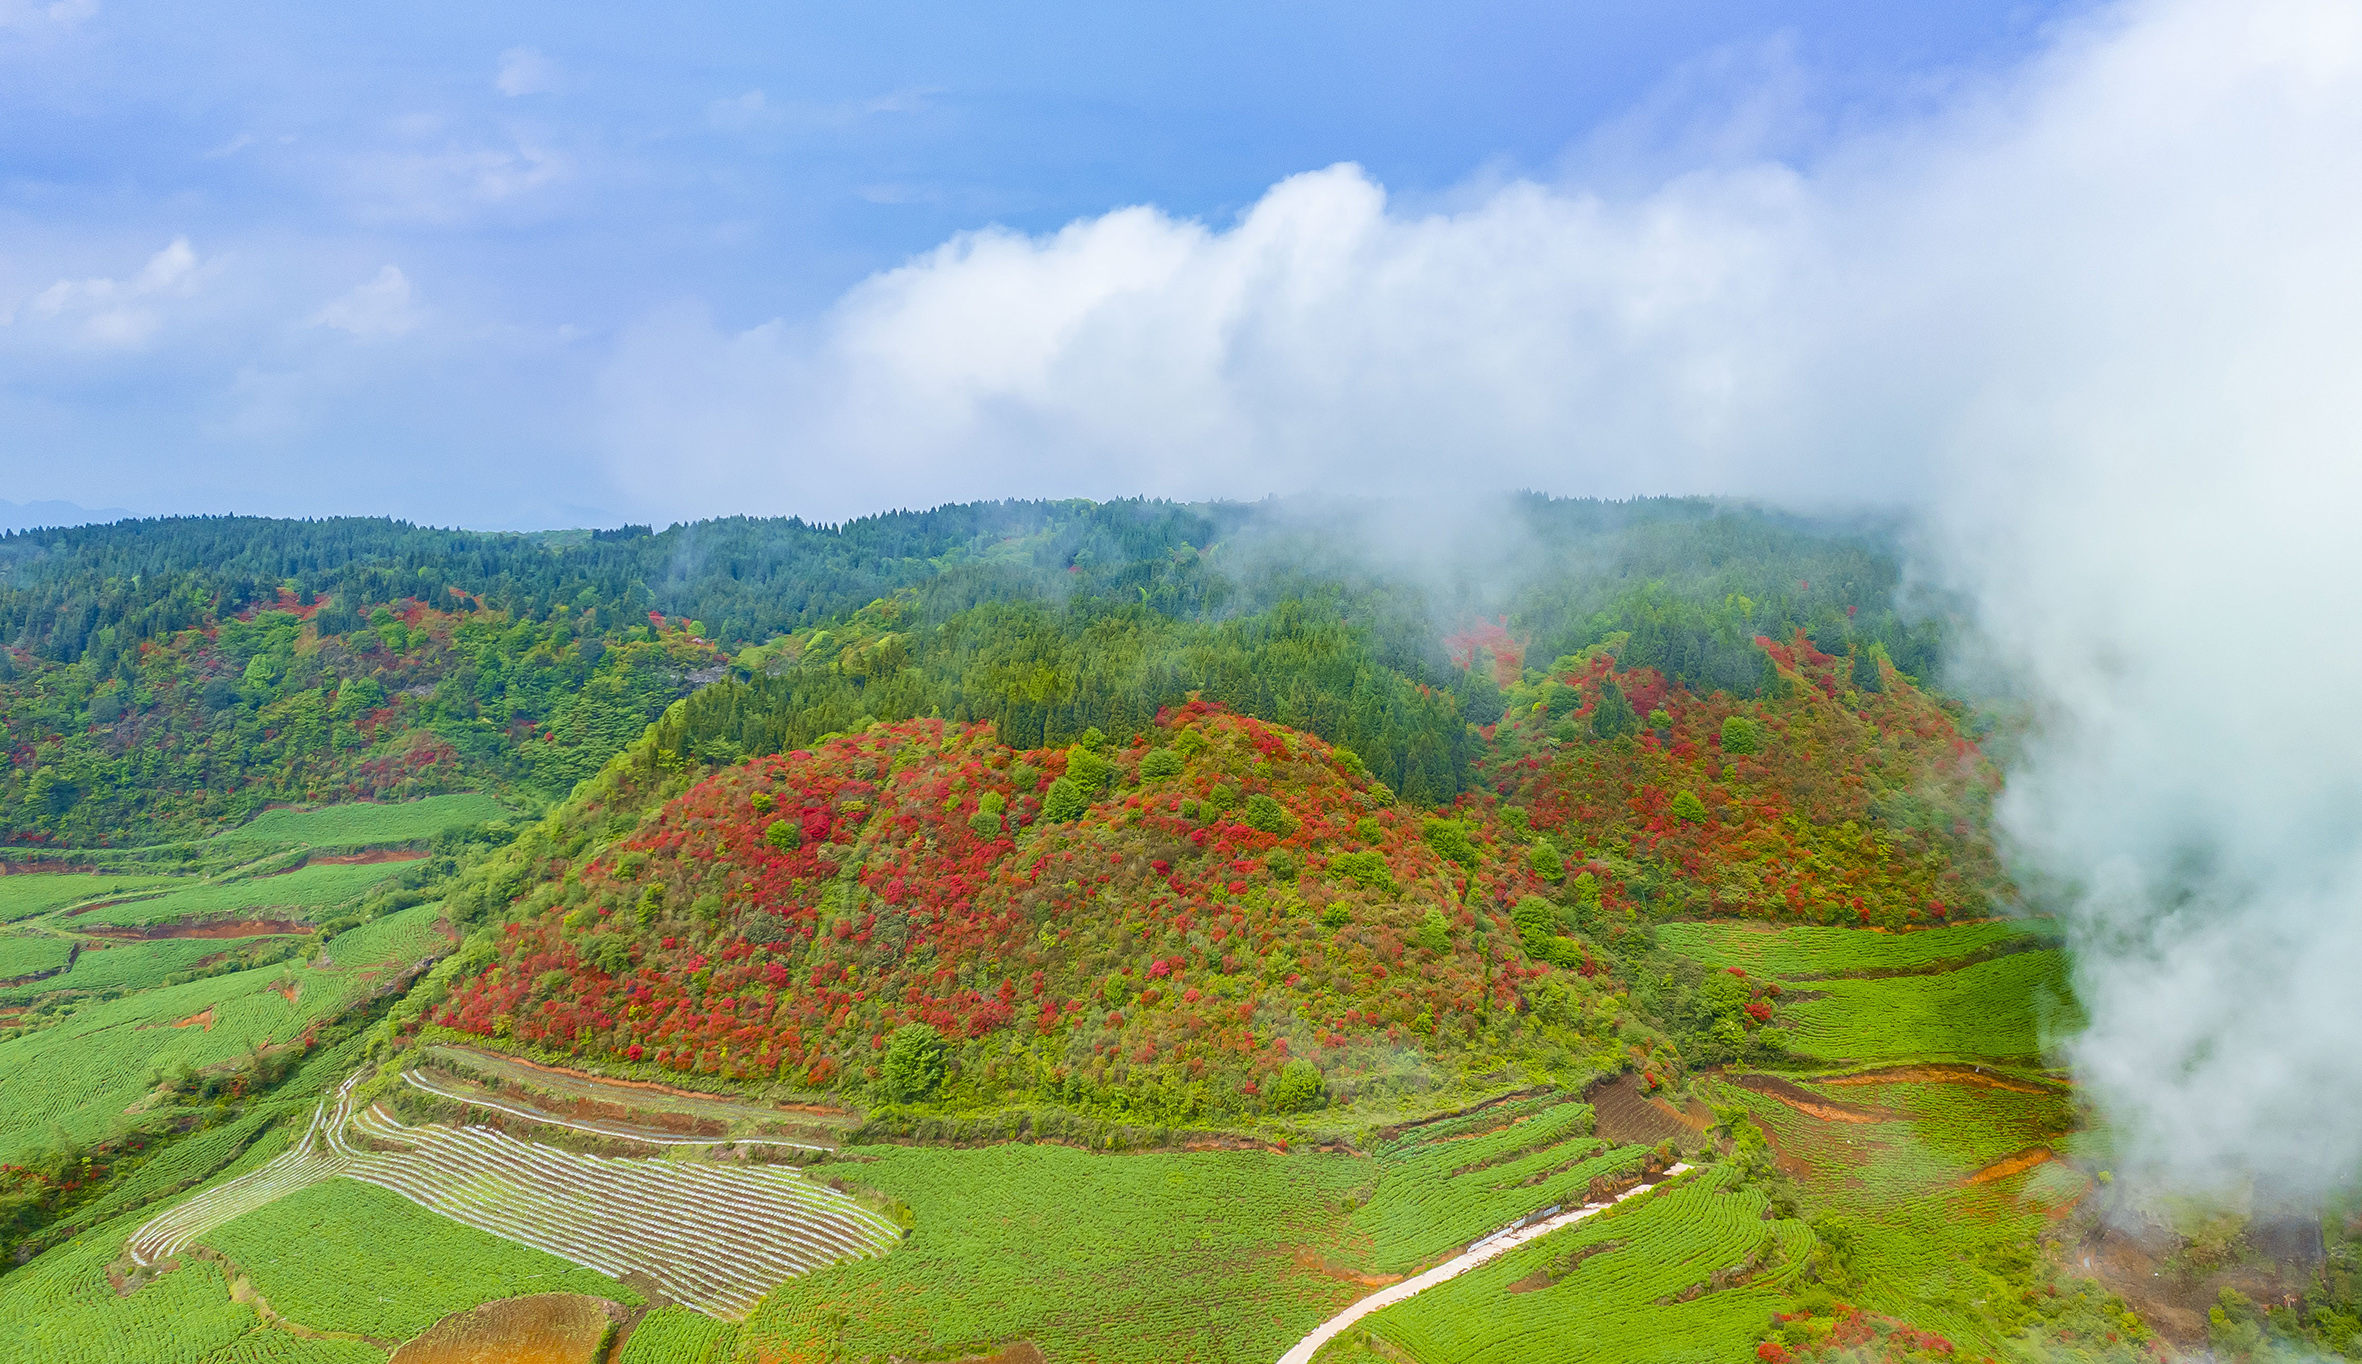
left=1276, top=1163, right=1695, bottom=1364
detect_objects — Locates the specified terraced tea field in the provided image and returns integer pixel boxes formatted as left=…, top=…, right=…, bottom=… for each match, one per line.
left=1776, top=948, right=2081, bottom=1065
left=616, top=1306, right=739, bottom=1363
left=0, top=871, right=193, bottom=923
left=128, top=1069, right=896, bottom=1322
left=0, top=934, right=301, bottom=1005
left=415, top=1042, right=857, bottom=1148
left=208, top=796, right=510, bottom=852
left=1355, top=1163, right=1804, bottom=1364
left=1655, top=916, right=2059, bottom=978
left=335, top=1102, right=898, bottom=1317
left=0, top=928, right=72, bottom=979
left=0, top=904, right=449, bottom=1159
left=70, top=863, right=406, bottom=930
left=1352, top=1096, right=1654, bottom=1272
left=206, top=1183, right=640, bottom=1344
left=734, top=1140, right=1371, bottom=1364
left=1659, top=919, right=2089, bottom=1356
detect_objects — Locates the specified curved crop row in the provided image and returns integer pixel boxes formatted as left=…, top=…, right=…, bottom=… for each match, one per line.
left=124, top=1071, right=898, bottom=1321
left=337, top=1103, right=899, bottom=1318
left=127, top=1076, right=363, bottom=1266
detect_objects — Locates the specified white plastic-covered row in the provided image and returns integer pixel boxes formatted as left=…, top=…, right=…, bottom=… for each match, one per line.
left=339, top=1102, right=898, bottom=1318
left=127, top=1075, right=364, bottom=1267
left=123, top=1071, right=900, bottom=1320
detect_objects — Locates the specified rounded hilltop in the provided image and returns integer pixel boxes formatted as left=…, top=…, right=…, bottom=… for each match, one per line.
left=425, top=700, right=1666, bottom=1123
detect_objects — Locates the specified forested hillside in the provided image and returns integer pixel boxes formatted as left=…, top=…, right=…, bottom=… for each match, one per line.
left=0, top=496, right=1945, bottom=845
left=7, top=502, right=2350, bottom=1364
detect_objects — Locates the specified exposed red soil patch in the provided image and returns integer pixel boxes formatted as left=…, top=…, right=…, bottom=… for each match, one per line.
left=1727, top=1074, right=1889, bottom=1124
left=1585, top=1074, right=1708, bottom=1146
left=1964, top=1146, right=2054, bottom=1186
left=388, top=1292, right=621, bottom=1364
left=2069, top=1210, right=2305, bottom=1352
left=1292, top=1246, right=1402, bottom=1287
left=271, top=979, right=300, bottom=1005
left=1819, top=1063, right=2066, bottom=1095
left=948, top=1343, right=1047, bottom=1364
left=80, top=919, right=311, bottom=940
left=307, top=849, right=427, bottom=865
left=171, top=1007, right=215, bottom=1031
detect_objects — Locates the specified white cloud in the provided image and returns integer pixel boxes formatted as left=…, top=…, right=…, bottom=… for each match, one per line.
left=311, top=265, right=423, bottom=338
left=602, top=0, right=2362, bottom=1194
left=21, top=237, right=208, bottom=349
left=708, top=85, right=938, bottom=133
left=0, top=0, right=96, bottom=30
left=347, top=140, right=565, bottom=224
left=495, top=46, right=556, bottom=97
left=707, top=90, right=776, bottom=131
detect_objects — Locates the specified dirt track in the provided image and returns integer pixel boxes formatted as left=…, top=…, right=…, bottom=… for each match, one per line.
left=1725, top=1074, right=1889, bottom=1124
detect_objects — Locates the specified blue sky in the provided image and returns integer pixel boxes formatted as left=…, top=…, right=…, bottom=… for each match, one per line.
left=6, top=1, right=2079, bottom=527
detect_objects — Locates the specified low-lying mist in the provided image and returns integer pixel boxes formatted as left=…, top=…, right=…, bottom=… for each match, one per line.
left=605, top=0, right=2362, bottom=1196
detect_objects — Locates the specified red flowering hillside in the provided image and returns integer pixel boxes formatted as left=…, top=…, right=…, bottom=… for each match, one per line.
left=1483, top=632, right=2008, bottom=928
left=429, top=703, right=1663, bottom=1119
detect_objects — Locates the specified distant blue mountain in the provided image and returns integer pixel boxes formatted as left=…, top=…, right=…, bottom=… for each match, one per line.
left=0, top=499, right=134, bottom=533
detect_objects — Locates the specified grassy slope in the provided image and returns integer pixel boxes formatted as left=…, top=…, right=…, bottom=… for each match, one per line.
left=201, top=1178, right=638, bottom=1342
left=0, top=904, right=446, bottom=1160
left=1660, top=923, right=2134, bottom=1364
left=207, top=795, right=510, bottom=851
left=740, top=1142, right=1370, bottom=1364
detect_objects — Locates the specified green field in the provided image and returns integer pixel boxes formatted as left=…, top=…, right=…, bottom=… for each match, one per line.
left=0, top=1209, right=280, bottom=1364
left=71, top=864, right=405, bottom=929
left=202, top=1178, right=639, bottom=1343
left=0, top=905, right=448, bottom=1160
left=1776, top=949, right=2080, bottom=1065
left=0, top=936, right=301, bottom=1006
left=0, top=930, right=73, bottom=980
left=1361, top=1164, right=1803, bottom=1364
left=0, top=873, right=195, bottom=924
left=1353, top=1097, right=1650, bottom=1273
left=1656, top=917, right=2058, bottom=978
left=209, top=796, right=510, bottom=851
left=1719, top=1076, right=2061, bottom=1348
left=618, top=1306, right=739, bottom=1363
left=739, top=1142, right=1370, bottom=1363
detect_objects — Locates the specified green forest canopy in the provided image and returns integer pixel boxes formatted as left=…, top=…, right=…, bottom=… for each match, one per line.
left=0, top=496, right=1948, bottom=843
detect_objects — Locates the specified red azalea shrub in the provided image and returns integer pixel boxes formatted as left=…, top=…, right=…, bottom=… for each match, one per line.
left=1485, top=635, right=2006, bottom=929
left=432, top=706, right=1649, bottom=1118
